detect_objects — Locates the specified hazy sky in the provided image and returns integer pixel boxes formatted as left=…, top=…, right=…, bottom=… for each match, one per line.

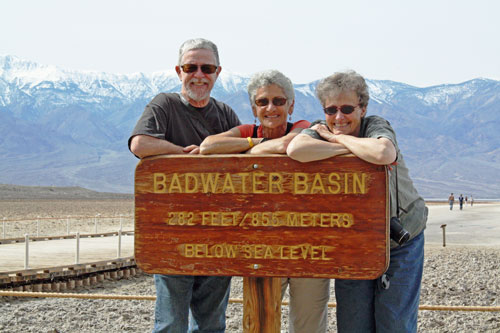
left=1, top=0, right=499, bottom=87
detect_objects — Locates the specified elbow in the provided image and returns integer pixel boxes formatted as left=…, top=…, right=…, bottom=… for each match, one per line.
left=286, top=142, right=310, bottom=163
left=199, top=140, right=214, bottom=155
left=286, top=141, right=298, bottom=159
left=199, top=143, right=208, bottom=155
left=373, top=143, right=397, bottom=165
left=130, top=137, right=147, bottom=159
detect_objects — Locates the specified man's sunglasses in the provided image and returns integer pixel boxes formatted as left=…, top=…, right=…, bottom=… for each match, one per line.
left=180, top=64, right=218, bottom=74
left=323, top=104, right=359, bottom=115
left=255, top=97, right=287, bottom=107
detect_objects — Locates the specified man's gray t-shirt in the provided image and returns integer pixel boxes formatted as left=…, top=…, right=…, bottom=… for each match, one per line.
left=128, top=93, right=241, bottom=151
left=302, top=116, right=427, bottom=246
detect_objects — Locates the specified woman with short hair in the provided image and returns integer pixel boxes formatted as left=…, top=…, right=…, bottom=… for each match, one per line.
left=287, top=70, right=428, bottom=333
left=201, top=70, right=330, bottom=333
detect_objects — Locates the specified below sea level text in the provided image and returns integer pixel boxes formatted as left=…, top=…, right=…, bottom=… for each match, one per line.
left=181, top=243, right=333, bottom=260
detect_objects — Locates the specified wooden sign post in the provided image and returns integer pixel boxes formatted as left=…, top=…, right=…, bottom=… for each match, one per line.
left=134, top=154, right=389, bottom=332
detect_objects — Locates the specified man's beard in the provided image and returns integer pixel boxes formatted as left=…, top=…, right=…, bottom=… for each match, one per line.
left=185, top=79, right=211, bottom=102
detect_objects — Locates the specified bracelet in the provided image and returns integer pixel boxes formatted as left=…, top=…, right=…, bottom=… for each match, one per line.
left=246, top=137, right=254, bottom=148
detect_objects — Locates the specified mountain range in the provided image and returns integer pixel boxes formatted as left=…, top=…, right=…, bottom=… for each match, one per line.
left=0, top=55, right=499, bottom=198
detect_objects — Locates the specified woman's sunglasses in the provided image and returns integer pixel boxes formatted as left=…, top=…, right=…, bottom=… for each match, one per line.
left=323, top=104, right=359, bottom=115
left=180, top=64, right=218, bottom=74
left=255, top=97, right=287, bottom=107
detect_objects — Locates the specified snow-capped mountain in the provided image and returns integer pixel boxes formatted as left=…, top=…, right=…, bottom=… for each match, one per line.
left=1, top=55, right=499, bottom=198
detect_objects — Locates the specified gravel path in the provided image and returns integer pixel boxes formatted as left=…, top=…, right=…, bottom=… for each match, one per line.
left=1, top=245, right=498, bottom=332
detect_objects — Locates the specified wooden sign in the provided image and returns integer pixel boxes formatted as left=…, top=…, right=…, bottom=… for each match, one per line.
left=134, top=154, right=389, bottom=279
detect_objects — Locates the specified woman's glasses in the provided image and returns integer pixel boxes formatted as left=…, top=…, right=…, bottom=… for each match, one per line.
left=323, top=104, right=359, bottom=115
left=180, top=64, right=218, bottom=74
left=255, top=97, right=287, bottom=107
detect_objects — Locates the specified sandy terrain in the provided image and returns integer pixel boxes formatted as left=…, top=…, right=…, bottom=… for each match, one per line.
left=0, top=194, right=499, bottom=332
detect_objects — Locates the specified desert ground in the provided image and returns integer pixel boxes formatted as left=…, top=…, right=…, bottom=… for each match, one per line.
left=0, top=192, right=499, bottom=332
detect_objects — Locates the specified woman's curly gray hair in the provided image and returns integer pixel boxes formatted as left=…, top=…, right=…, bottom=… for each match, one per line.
left=316, top=70, right=369, bottom=108
left=247, top=70, right=295, bottom=106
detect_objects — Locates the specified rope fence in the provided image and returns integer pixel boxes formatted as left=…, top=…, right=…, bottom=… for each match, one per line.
left=1, top=291, right=499, bottom=312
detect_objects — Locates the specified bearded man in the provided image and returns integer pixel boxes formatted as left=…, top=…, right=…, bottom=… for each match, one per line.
left=129, top=38, right=241, bottom=333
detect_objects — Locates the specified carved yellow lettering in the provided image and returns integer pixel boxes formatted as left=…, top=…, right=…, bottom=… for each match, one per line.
left=201, top=212, right=210, bottom=225
left=222, top=173, right=235, bottom=193
left=213, top=244, right=223, bottom=257
left=300, top=245, right=309, bottom=259
left=286, top=213, right=299, bottom=226
left=251, top=213, right=260, bottom=226
left=293, top=173, right=308, bottom=194
left=289, top=246, right=300, bottom=260
left=221, top=212, right=235, bottom=226
left=262, top=212, right=271, bottom=226
left=310, top=246, right=320, bottom=260
left=300, top=213, right=312, bottom=227
left=252, top=172, right=266, bottom=194
left=195, top=244, right=205, bottom=257
left=168, top=173, right=183, bottom=193
left=184, top=173, right=198, bottom=193
left=264, top=246, right=274, bottom=259
left=242, top=245, right=252, bottom=259
left=268, top=173, right=284, bottom=193
left=353, top=173, right=367, bottom=194
left=254, top=245, right=264, bottom=259
left=280, top=246, right=289, bottom=259
left=166, top=212, right=176, bottom=225
left=342, top=214, right=354, bottom=227
left=310, top=173, right=326, bottom=194
left=328, top=173, right=341, bottom=194
left=211, top=212, right=220, bottom=225
left=184, top=244, right=195, bottom=257
left=271, top=213, right=281, bottom=226
left=322, top=246, right=329, bottom=260
left=238, top=173, right=250, bottom=193
left=345, top=173, right=351, bottom=194
left=153, top=173, right=167, bottom=193
left=330, top=213, right=341, bottom=227
left=239, top=213, right=251, bottom=227
left=201, top=173, right=220, bottom=193
left=320, top=213, right=330, bottom=227
left=225, top=244, right=237, bottom=258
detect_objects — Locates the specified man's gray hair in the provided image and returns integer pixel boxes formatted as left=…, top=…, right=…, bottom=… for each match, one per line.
left=247, top=70, right=295, bottom=106
left=178, top=38, right=220, bottom=66
left=316, top=70, right=370, bottom=108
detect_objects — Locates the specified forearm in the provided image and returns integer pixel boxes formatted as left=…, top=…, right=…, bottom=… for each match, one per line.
left=286, top=134, right=350, bottom=162
left=335, top=135, right=396, bottom=165
left=200, top=136, right=258, bottom=154
left=130, top=135, right=185, bottom=158
left=247, top=133, right=297, bottom=154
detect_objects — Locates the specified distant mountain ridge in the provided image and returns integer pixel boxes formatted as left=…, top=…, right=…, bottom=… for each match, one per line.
left=1, top=55, right=499, bottom=198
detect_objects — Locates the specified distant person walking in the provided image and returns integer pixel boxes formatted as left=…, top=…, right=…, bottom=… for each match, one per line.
left=459, top=194, right=464, bottom=210
left=470, top=195, right=474, bottom=207
left=448, top=193, right=455, bottom=210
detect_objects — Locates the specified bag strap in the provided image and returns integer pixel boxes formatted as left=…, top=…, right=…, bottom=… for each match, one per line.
left=252, top=124, right=259, bottom=138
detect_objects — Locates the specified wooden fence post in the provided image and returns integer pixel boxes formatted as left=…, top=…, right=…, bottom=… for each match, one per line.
left=75, top=232, right=80, bottom=264
left=441, top=224, right=447, bottom=247
left=243, top=277, right=281, bottom=333
left=24, top=234, right=30, bottom=269
left=117, top=229, right=122, bottom=258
